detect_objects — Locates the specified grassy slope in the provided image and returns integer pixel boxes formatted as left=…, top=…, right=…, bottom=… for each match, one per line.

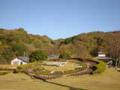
left=0, top=68, right=120, bottom=90
left=50, top=68, right=120, bottom=90
left=0, top=73, right=68, bottom=90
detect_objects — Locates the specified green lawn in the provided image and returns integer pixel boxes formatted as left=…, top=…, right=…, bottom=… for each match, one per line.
left=0, top=68, right=120, bottom=90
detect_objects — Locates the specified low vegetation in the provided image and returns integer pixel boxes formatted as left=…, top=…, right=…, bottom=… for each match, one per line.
left=0, top=71, right=10, bottom=75
left=15, top=60, right=87, bottom=77
left=93, top=60, right=106, bottom=74
left=15, top=62, right=50, bottom=75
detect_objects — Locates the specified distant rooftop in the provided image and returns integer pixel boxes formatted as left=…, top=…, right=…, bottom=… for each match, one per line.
left=18, top=56, right=29, bottom=63
left=48, top=54, right=60, bottom=59
left=95, top=51, right=112, bottom=61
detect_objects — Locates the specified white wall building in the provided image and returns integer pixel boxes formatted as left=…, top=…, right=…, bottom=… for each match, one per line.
left=11, top=56, right=29, bottom=65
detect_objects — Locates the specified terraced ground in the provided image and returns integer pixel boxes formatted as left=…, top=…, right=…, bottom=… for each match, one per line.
left=42, top=61, right=82, bottom=71
left=0, top=68, right=120, bottom=90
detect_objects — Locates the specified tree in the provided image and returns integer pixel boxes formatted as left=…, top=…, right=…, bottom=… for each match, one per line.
left=0, top=45, right=15, bottom=64
left=59, top=51, right=71, bottom=59
left=11, top=43, right=28, bottom=56
left=107, top=33, right=120, bottom=69
left=73, top=44, right=91, bottom=59
left=29, top=50, right=47, bottom=62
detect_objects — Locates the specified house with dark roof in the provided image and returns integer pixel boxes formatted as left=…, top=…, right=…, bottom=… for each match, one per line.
left=11, top=56, right=29, bottom=65
left=95, top=51, right=112, bottom=62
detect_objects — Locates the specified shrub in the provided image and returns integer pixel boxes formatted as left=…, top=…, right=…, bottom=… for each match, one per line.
left=13, top=65, right=24, bottom=73
left=15, top=63, right=51, bottom=75
left=59, top=52, right=71, bottom=59
left=32, top=67, right=50, bottom=75
left=63, top=70, right=77, bottom=74
left=93, top=61, right=106, bottom=74
left=50, top=71, right=63, bottom=76
left=78, top=62, right=87, bottom=70
left=29, top=50, right=47, bottom=62
left=0, top=71, right=10, bottom=75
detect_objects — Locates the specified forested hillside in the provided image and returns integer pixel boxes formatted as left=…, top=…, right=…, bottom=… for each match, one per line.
left=57, top=31, right=120, bottom=60
left=0, top=28, right=54, bottom=64
left=0, top=28, right=120, bottom=64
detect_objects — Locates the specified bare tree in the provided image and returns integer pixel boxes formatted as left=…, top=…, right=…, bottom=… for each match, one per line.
left=108, top=32, right=120, bottom=69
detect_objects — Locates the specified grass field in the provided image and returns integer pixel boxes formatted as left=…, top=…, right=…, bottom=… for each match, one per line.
left=0, top=73, right=69, bottom=90
left=0, top=68, right=120, bottom=90
left=51, top=68, right=120, bottom=90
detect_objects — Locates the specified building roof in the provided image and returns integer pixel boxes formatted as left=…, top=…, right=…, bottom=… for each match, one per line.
left=96, top=56, right=111, bottom=59
left=95, top=56, right=112, bottom=62
left=18, top=56, right=29, bottom=63
left=48, top=54, right=60, bottom=59
left=94, top=51, right=112, bottom=62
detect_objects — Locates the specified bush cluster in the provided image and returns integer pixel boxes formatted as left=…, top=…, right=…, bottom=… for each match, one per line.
left=93, top=60, right=106, bottom=74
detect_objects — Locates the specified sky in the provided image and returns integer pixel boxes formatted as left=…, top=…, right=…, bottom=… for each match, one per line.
left=0, top=0, right=120, bottom=39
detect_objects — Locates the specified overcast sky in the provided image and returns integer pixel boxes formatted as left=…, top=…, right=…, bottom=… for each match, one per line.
left=0, top=0, right=120, bottom=39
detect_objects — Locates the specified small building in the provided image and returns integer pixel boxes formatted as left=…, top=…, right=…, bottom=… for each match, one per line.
left=95, top=51, right=111, bottom=62
left=11, top=56, right=29, bottom=65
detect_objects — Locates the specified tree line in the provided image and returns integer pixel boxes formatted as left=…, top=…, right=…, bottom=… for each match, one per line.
left=0, top=28, right=120, bottom=68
